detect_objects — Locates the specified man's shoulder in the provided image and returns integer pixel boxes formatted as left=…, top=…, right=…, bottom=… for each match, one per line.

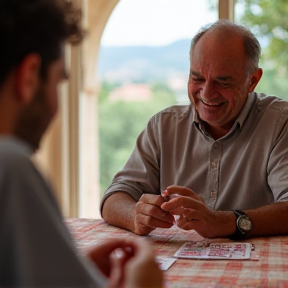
left=256, top=93, right=288, bottom=112
left=151, top=105, right=193, bottom=120
left=0, top=138, right=48, bottom=200
left=0, top=138, right=31, bottom=172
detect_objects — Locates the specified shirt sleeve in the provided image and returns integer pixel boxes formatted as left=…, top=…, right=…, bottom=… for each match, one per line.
left=0, top=148, right=106, bottom=288
left=267, top=114, right=288, bottom=202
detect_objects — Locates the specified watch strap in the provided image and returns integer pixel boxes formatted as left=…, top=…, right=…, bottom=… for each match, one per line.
left=230, top=209, right=251, bottom=240
left=234, top=209, right=245, bottom=217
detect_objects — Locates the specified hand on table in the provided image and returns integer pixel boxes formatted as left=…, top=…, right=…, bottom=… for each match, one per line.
left=161, top=185, right=223, bottom=238
left=133, top=194, right=175, bottom=235
left=87, top=237, right=163, bottom=288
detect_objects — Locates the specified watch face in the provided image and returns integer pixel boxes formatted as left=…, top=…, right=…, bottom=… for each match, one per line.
left=238, top=216, right=252, bottom=232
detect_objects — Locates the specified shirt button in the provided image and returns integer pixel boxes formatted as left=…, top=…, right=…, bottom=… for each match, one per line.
left=211, top=162, right=218, bottom=169
left=210, top=190, right=216, bottom=198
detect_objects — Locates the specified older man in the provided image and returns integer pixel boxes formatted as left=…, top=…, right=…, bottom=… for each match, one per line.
left=101, top=20, right=288, bottom=240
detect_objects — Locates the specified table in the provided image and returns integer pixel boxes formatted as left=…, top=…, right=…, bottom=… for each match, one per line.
left=65, top=218, right=288, bottom=288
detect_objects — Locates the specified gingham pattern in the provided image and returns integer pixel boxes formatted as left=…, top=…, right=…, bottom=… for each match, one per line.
left=65, top=218, right=288, bottom=288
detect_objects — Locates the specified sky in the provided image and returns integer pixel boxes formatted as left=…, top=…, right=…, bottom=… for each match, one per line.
left=101, top=0, right=218, bottom=47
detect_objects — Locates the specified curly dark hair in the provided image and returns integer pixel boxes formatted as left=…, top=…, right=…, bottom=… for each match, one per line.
left=0, top=0, right=84, bottom=84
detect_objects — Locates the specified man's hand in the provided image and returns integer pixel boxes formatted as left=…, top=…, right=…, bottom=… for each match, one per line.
left=161, top=186, right=234, bottom=238
left=133, top=194, right=175, bottom=235
left=123, top=237, right=163, bottom=288
left=87, top=237, right=163, bottom=288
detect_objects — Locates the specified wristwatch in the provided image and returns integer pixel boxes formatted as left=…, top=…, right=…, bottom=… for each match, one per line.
left=231, top=209, right=253, bottom=240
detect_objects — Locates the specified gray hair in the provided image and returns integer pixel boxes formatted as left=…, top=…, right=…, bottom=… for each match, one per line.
left=190, top=20, right=261, bottom=76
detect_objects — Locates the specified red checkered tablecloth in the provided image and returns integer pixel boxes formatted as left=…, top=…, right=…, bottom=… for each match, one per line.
left=65, top=218, right=288, bottom=288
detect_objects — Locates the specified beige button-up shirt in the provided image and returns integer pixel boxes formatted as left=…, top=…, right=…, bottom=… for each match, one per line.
left=101, top=93, right=288, bottom=211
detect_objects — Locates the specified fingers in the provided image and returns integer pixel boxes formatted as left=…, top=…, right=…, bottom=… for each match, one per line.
left=133, top=190, right=205, bottom=236
left=124, top=237, right=154, bottom=256
left=134, top=206, right=174, bottom=235
left=161, top=190, right=179, bottom=202
left=164, top=186, right=205, bottom=204
left=135, top=208, right=174, bottom=228
left=161, top=186, right=205, bottom=216
left=87, top=238, right=130, bottom=260
left=182, top=207, right=199, bottom=220
left=133, top=194, right=174, bottom=235
left=123, top=238, right=163, bottom=288
left=165, top=185, right=199, bottom=199
left=161, top=195, right=203, bottom=212
left=87, top=238, right=135, bottom=278
left=95, top=237, right=163, bottom=288
left=136, top=201, right=174, bottom=224
left=139, top=193, right=166, bottom=206
left=108, top=249, right=126, bottom=286
left=176, top=216, right=198, bottom=231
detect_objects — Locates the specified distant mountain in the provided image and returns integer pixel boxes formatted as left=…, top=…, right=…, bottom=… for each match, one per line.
left=97, top=39, right=191, bottom=83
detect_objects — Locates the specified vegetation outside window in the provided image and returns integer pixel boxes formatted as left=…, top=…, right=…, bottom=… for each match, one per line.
left=235, top=0, right=288, bottom=99
left=98, top=0, right=218, bottom=196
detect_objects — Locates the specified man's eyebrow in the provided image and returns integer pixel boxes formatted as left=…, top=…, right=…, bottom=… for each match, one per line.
left=190, top=71, right=234, bottom=82
left=190, top=71, right=203, bottom=77
left=216, top=75, right=233, bottom=81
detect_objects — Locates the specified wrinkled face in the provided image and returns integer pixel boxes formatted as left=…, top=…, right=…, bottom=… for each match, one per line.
left=14, top=56, right=66, bottom=150
left=188, top=33, right=251, bottom=137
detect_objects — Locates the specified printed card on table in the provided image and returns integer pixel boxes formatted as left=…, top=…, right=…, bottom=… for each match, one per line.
left=156, top=256, right=177, bottom=271
left=174, top=241, right=251, bottom=260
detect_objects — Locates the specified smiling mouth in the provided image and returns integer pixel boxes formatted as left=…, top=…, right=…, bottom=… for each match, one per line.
left=200, top=97, right=224, bottom=106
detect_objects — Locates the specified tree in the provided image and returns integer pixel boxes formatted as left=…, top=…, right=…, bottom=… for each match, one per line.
left=239, top=0, right=288, bottom=72
left=98, top=81, right=176, bottom=195
left=237, top=0, right=288, bottom=98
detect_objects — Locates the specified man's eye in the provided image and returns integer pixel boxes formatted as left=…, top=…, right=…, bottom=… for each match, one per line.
left=192, top=78, right=205, bottom=83
left=219, top=82, right=231, bottom=88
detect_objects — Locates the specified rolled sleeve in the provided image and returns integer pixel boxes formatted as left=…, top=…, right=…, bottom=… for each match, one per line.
left=100, top=117, right=161, bottom=211
left=267, top=111, right=288, bottom=203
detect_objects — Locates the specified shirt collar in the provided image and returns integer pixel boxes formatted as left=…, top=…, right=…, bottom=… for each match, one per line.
left=192, top=92, right=257, bottom=134
left=236, top=92, right=257, bottom=128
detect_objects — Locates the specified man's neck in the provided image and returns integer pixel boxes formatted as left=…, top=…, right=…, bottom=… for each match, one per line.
left=0, top=101, right=18, bottom=135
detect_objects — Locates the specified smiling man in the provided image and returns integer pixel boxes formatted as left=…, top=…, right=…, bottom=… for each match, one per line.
left=101, top=20, right=288, bottom=240
left=188, top=23, right=263, bottom=140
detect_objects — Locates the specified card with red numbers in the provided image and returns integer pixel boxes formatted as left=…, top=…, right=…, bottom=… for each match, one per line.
left=174, top=241, right=252, bottom=260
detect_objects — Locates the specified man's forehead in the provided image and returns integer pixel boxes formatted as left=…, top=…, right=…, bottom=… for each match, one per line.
left=191, top=35, right=245, bottom=68
left=193, top=29, right=244, bottom=53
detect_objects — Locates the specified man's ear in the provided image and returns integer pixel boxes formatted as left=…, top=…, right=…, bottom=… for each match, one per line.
left=15, top=53, right=41, bottom=104
left=248, top=68, right=263, bottom=93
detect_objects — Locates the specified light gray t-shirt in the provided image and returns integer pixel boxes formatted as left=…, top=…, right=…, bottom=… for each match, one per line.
left=101, top=93, right=288, bottom=212
left=0, top=137, right=106, bottom=288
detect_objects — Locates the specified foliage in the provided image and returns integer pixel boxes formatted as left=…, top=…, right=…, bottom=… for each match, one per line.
left=235, top=0, right=288, bottom=99
left=254, top=68, right=288, bottom=100
left=238, top=0, right=288, bottom=65
left=98, top=81, right=176, bottom=195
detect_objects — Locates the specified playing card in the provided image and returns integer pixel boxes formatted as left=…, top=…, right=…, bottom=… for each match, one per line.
left=174, top=241, right=251, bottom=260
left=156, top=256, right=177, bottom=270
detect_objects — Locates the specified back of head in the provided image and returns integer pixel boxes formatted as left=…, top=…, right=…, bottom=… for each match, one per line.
left=0, top=0, right=84, bottom=86
left=190, top=20, right=261, bottom=75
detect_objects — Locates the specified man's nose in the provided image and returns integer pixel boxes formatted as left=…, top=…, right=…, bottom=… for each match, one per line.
left=200, top=82, right=216, bottom=100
